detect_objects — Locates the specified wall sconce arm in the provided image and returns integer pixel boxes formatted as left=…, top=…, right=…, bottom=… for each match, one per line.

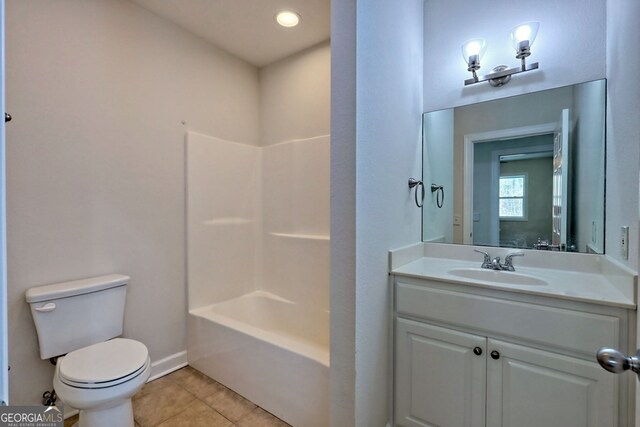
left=464, top=61, right=539, bottom=87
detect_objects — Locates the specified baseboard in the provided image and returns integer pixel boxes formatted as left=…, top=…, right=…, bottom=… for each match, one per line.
left=148, top=350, right=188, bottom=382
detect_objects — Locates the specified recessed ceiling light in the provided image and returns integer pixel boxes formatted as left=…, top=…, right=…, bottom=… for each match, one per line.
left=276, top=11, right=301, bottom=28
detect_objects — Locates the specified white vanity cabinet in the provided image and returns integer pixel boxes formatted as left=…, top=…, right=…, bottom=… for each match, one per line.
left=393, top=276, right=632, bottom=427
left=396, top=319, right=486, bottom=427
left=485, top=339, right=615, bottom=427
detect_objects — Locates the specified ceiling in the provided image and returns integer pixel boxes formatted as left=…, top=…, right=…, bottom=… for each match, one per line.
left=130, top=0, right=330, bottom=68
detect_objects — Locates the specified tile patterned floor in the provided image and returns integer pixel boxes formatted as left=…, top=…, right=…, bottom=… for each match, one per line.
left=64, top=366, right=292, bottom=427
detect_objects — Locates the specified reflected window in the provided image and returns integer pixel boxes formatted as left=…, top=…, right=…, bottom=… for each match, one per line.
left=499, top=175, right=527, bottom=220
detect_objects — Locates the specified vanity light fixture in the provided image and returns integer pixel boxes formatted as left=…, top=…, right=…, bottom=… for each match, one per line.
left=463, top=21, right=540, bottom=87
left=461, top=38, right=487, bottom=82
left=276, top=10, right=301, bottom=28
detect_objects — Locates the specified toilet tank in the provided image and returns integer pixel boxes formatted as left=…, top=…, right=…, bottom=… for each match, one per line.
left=25, top=274, right=129, bottom=359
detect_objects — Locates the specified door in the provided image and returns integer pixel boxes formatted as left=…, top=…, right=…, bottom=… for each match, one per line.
left=0, top=0, right=6, bottom=406
left=395, top=319, right=486, bottom=427
left=485, top=339, right=616, bottom=427
left=552, top=108, right=570, bottom=248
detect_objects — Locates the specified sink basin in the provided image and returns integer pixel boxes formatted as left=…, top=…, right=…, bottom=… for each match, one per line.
left=447, top=268, right=548, bottom=286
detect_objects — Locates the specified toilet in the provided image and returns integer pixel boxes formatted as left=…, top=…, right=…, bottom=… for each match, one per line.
left=25, top=274, right=150, bottom=427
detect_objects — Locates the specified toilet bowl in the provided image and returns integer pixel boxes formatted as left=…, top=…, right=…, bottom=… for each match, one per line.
left=25, top=275, right=150, bottom=427
left=53, top=339, right=151, bottom=427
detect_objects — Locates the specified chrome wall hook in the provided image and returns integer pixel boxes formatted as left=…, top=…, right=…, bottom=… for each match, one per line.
left=408, top=178, right=425, bottom=208
left=431, top=184, right=445, bottom=208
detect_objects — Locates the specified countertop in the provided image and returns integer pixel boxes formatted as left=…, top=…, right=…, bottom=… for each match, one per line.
left=390, top=243, right=637, bottom=309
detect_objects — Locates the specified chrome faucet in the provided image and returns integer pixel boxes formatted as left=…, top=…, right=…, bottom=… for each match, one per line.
left=474, top=249, right=492, bottom=269
left=474, top=249, right=524, bottom=271
left=503, top=252, right=524, bottom=271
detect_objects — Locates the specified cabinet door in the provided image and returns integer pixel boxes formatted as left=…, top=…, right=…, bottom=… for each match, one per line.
left=486, top=339, right=617, bottom=427
left=395, top=318, right=486, bottom=427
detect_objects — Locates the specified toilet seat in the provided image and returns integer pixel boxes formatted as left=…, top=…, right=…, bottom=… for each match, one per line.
left=58, top=338, right=149, bottom=389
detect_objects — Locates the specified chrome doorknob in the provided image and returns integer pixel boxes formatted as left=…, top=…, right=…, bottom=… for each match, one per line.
left=596, top=348, right=640, bottom=377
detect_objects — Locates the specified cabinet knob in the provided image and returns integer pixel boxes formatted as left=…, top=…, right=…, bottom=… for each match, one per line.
left=490, top=350, right=500, bottom=360
left=473, top=347, right=482, bottom=356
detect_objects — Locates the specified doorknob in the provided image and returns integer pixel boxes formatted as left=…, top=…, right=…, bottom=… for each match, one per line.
left=596, top=347, right=640, bottom=379
left=4, top=113, right=11, bottom=123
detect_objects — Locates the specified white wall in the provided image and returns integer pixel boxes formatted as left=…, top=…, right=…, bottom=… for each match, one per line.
left=422, top=110, right=454, bottom=243
left=329, top=0, right=357, bottom=423
left=606, top=0, right=640, bottom=273
left=260, top=42, right=331, bottom=146
left=571, top=82, right=606, bottom=253
left=0, top=0, right=7, bottom=405
left=330, top=0, right=425, bottom=424
left=424, top=0, right=606, bottom=112
left=605, top=0, right=640, bottom=422
left=354, top=0, right=424, bottom=425
left=5, top=0, right=259, bottom=405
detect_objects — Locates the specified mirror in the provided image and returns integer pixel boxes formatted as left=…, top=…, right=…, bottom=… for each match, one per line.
left=422, top=79, right=606, bottom=253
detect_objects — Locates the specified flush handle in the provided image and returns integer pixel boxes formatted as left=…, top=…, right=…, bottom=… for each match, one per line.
left=34, top=303, right=56, bottom=313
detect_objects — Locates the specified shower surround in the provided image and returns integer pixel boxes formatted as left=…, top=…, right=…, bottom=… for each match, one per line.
left=185, top=131, right=329, bottom=427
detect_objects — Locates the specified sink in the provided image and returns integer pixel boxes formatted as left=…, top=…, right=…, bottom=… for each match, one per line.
left=447, top=268, right=548, bottom=286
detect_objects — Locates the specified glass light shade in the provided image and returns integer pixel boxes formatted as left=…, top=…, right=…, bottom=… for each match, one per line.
left=461, top=38, right=487, bottom=67
left=510, top=22, right=539, bottom=52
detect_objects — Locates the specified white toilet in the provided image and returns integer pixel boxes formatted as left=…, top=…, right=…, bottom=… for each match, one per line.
left=26, top=274, right=150, bottom=427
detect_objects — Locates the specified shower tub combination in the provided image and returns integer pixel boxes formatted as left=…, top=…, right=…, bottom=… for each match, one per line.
left=185, top=132, right=331, bottom=427
left=187, top=291, right=329, bottom=427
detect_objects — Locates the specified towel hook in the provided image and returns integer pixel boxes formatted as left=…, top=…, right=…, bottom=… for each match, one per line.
left=408, top=178, right=425, bottom=208
left=431, top=184, right=445, bottom=208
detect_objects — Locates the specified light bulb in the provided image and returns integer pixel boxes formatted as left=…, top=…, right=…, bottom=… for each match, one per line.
left=514, top=25, right=532, bottom=42
left=466, top=41, right=482, bottom=57
left=461, top=38, right=487, bottom=71
left=276, top=11, right=301, bottom=28
left=510, top=22, right=539, bottom=57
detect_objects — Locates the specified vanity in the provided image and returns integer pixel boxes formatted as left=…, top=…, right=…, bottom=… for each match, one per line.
left=390, top=243, right=637, bottom=427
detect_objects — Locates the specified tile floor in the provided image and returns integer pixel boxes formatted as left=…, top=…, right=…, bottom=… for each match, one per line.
left=64, top=366, right=292, bottom=427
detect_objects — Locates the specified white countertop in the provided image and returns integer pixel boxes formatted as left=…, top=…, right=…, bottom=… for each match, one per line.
left=390, top=243, right=637, bottom=309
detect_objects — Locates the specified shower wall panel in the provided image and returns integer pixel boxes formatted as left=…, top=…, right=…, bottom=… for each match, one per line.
left=261, top=136, right=330, bottom=311
left=186, top=131, right=261, bottom=310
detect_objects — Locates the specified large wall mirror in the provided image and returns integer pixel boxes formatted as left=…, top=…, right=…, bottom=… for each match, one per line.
left=422, top=79, right=606, bottom=254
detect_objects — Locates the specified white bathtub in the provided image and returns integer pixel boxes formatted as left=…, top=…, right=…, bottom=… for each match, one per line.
left=187, top=291, right=329, bottom=427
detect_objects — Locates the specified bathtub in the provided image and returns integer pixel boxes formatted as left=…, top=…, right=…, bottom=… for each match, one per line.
left=187, top=291, right=329, bottom=427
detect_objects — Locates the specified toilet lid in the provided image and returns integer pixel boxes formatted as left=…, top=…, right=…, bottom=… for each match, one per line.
left=59, top=338, right=149, bottom=386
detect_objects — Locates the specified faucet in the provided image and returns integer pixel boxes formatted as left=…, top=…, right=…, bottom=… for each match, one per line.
left=474, top=249, right=492, bottom=269
left=503, top=252, right=524, bottom=271
left=474, top=249, right=524, bottom=271
left=533, top=238, right=562, bottom=251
